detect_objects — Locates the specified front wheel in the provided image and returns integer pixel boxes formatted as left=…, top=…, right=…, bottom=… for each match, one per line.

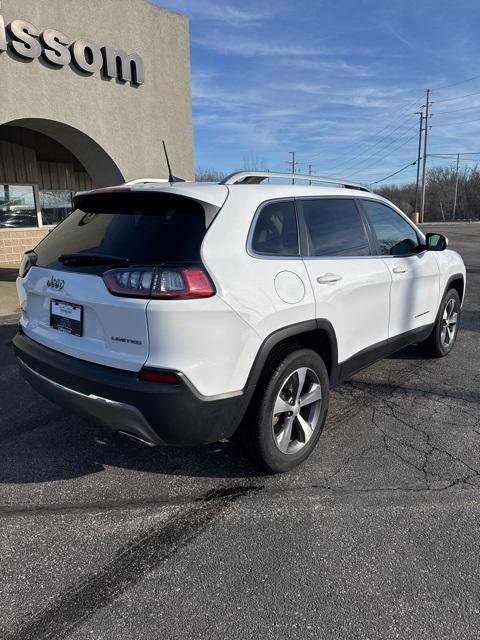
left=420, top=288, right=461, bottom=357
left=249, top=348, right=330, bottom=473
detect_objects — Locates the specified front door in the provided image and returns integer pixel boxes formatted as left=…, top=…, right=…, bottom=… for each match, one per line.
left=358, top=199, right=440, bottom=338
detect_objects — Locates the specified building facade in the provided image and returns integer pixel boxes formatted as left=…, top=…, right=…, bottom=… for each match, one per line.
left=0, top=0, right=194, bottom=263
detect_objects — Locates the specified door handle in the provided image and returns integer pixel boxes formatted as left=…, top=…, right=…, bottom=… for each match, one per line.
left=317, top=273, right=342, bottom=285
left=392, top=266, right=408, bottom=274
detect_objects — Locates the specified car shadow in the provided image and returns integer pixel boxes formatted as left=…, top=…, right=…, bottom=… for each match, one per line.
left=387, top=344, right=422, bottom=360
left=0, top=404, right=266, bottom=484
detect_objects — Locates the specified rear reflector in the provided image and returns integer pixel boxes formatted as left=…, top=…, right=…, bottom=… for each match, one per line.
left=103, top=266, right=215, bottom=299
left=139, top=369, right=180, bottom=384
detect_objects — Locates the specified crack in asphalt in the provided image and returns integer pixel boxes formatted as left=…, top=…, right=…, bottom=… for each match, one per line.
left=322, top=353, right=480, bottom=492
left=349, top=370, right=480, bottom=491
left=0, top=484, right=262, bottom=640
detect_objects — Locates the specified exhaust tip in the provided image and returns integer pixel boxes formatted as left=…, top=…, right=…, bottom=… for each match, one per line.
left=118, top=430, right=157, bottom=447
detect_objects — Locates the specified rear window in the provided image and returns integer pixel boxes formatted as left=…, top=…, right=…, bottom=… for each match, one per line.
left=34, top=192, right=207, bottom=269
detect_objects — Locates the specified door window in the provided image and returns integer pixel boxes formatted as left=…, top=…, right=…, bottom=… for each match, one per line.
left=251, top=200, right=299, bottom=256
left=301, top=198, right=370, bottom=257
left=360, top=200, right=420, bottom=256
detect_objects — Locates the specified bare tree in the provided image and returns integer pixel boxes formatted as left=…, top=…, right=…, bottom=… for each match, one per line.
left=239, top=153, right=268, bottom=172
left=377, top=165, right=480, bottom=221
left=195, top=167, right=226, bottom=182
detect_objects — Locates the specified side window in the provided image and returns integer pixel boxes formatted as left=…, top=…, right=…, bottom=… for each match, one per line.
left=361, top=200, right=420, bottom=256
left=301, top=198, right=370, bottom=257
left=251, top=200, right=299, bottom=256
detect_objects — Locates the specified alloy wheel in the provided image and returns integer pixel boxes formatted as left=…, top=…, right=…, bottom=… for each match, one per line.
left=272, top=367, right=322, bottom=455
left=441, top=298, right=459, bottom=348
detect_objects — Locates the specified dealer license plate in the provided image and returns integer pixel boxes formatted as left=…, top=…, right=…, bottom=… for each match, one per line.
left=50, top=300, right=83, bottom=337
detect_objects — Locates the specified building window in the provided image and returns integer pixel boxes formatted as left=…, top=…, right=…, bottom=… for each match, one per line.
left=0, top=185, right=38, bottom=229
left=39, top=190, right=74, bottom=226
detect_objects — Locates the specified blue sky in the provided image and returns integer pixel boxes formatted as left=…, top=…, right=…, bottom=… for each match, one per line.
left=157, top=0, right=480, bottom=186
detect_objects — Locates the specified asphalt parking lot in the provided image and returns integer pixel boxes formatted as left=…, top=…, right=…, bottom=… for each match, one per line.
left=0, top=222, right=479, bottom=640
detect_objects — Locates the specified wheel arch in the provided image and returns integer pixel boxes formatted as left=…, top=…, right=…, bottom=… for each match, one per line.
left=245, top=320, right=340, bottom=391
left=445, top=274, right=465, bottom=305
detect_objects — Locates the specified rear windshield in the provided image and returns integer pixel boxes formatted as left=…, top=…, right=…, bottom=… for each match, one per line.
left=34, top=192, right=207, bottom=269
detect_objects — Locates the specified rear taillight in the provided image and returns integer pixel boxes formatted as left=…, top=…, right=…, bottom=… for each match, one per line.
left=19, top=252, right=37, bottom=278
left=103, top=266, right=215, bottom=299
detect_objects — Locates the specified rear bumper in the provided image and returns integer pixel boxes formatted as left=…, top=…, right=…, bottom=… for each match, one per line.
left=13, top=332, right=250, bottom=446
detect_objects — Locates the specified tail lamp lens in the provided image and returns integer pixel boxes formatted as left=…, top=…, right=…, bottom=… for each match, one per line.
left=103, top=266, right=215, bottom=299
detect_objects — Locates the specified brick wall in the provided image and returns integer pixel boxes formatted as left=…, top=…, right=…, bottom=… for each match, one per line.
left=0, top=228, right=51, bottom=265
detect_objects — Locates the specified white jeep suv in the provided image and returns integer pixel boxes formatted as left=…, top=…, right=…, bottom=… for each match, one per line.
left=14, top=171, right=466, bottom=473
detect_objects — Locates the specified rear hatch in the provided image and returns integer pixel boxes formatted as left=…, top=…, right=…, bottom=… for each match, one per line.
left=18, top=187, right=227, bottom=371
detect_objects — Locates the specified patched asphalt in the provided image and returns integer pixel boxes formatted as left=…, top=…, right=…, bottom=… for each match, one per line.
left=0, top=223, right=479, bottom=639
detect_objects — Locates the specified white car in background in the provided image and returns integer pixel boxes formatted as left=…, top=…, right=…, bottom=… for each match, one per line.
left=14, top=171, right=466, bottom=472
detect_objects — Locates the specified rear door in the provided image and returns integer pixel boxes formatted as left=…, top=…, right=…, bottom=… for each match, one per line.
left=18, top=190, right=213, bottom=371
left=298, top=197, right=392, bottom=365
left=358, top=199, right=440, bottom=338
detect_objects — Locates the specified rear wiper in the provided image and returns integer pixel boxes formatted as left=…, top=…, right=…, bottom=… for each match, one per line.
left=59, top=253, right=130, bottom=266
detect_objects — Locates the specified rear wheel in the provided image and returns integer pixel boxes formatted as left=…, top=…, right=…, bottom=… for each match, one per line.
left=420, top=288, right=461, bottom=357
left=247, top=348, right=329, bottom=473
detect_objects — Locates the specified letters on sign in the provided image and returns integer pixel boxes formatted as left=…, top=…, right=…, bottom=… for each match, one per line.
left=0, top=14, right=144, bottom=86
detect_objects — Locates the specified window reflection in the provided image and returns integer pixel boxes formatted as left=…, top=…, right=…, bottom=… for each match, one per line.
left=40, top=190, right=74, bottom=226
left=0, top=185, right=38, bottom=228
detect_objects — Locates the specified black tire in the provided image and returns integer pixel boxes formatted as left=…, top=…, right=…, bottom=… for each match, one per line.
left=420, top=288, right=461, bottom=357
left=244, top=347, right=330, bottom=474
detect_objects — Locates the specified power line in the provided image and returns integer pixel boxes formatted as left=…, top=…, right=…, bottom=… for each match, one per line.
left=346, top=125, right=419, bottom=175
left=351, top=133, right=419, bottom=178
left=429, top=151, right=480, bottom=156
left=431, top=116, right=480, bottom=127
left=434, top=74, right=480, bottom=92
left=328, top=115, right=418, bottom=173
left=433, top=104, right=480, bottom=116
left=433, top=90, right=480, bottom=104
left=430, top=156, right=480, bottom=163
left=309, top=97, right=423, bottom=167
left=368, top=160, right=418, bottom=186
left=367, top=152, right=480, bottom=188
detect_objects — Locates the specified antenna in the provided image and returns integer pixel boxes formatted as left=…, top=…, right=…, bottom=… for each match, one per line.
left=162, top=141, right=185, bottom=183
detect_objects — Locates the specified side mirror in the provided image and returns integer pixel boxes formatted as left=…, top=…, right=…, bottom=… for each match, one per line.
left=426, top=232, right=448, bottom=251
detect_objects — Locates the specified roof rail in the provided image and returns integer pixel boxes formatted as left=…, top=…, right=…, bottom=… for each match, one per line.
left=124, top=178, right=170, bottom=186
left=220, top=171, right=371, bottom=192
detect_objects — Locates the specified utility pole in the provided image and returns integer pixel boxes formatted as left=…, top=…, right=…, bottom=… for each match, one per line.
left=308, top=164, right=313, bottom=185
left=453, top=153, right=460, bottom=220
left=414, top=111, right=424, bottom=218
left=286, top=151, right=301, bottom=184
left=420, top=89, right=431, bottom=223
